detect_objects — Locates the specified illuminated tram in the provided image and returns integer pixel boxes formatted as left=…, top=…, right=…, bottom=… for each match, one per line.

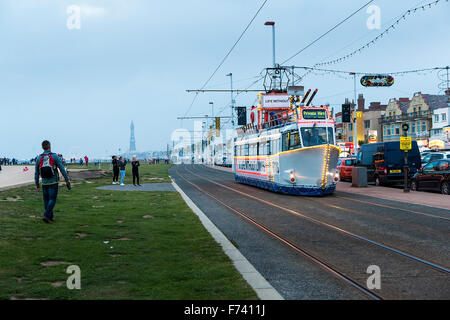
left=233, top=87, right=340, bottom=196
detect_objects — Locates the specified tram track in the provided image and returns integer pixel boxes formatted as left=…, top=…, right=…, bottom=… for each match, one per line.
left=173, top=166, right=383, bottom=300
left=183, top=165, right=450, bottom=274
left=197, top=165, right=450, bottom=256
left=172, top=165, right=450, bottom=299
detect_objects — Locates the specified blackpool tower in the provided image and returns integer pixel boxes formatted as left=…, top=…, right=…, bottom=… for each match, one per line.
left=129, top=121, right=136, bottom=152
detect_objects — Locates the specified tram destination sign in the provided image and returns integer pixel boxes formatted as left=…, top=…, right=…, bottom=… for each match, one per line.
left=302, top=109, right=327, bottom=120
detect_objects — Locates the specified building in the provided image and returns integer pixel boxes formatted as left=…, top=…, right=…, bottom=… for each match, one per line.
left=362, top=101, right=386, bottom=144
left=338, top=94, right=386, bottom=145
left=380, top=97, right=411, bottom=142
left=430, top=89, right=450, bottom=147
left=380, top=91, right=450, bottom=147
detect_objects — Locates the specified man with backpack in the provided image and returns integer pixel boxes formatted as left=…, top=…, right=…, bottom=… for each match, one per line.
left=35, top=140, right=71, bottom=223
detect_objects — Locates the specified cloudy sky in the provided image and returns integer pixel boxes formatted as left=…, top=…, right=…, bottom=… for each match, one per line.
left=1, top=0, right=449, bottom=159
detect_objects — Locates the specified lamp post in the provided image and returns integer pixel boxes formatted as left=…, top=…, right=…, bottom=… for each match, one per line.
left=209, top=102, right=214, bottom=166
left=226, top=73, right=234, bottom=126
left=264, top=21, right=276, bottom=68
left=350, top=72, right=358, bottom=153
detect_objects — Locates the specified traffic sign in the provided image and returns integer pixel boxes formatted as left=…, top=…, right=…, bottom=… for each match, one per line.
left=400, top=137, right=412, bottom=151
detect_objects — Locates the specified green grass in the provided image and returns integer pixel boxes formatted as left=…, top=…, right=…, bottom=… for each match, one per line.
left=0, top=164, right=257, bottom=300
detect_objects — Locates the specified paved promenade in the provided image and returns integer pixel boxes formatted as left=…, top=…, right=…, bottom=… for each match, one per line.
left=0, top=165, right=35, bottom=190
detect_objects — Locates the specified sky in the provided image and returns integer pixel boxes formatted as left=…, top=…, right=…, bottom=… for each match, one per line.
left=0, top=0, right=449, bottom=159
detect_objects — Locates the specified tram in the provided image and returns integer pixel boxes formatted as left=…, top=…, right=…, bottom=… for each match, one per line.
left=233, top=87, right=340, bottom=196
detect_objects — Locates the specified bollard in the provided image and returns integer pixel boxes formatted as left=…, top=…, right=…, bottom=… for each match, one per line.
left=352, top=166, right=368, bottom=187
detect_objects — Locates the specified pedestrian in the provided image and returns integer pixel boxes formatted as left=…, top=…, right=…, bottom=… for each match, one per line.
left=112, top=155, right=119, bottom=185
left=119, top=156, right=127, bottom=186
left=84, top=155, right=89, bottom=167
left=131, top=156, right=141, bottom=186
left=35, top=140, right=71, bottom=223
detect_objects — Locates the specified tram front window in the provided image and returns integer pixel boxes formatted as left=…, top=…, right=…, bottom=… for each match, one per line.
left=301, top=127, right=333, bottom=147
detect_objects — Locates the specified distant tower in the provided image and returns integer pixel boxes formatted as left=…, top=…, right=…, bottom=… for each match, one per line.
left=129, top=121, right=136, bottom=152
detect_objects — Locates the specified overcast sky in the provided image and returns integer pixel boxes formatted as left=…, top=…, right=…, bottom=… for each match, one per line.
left=1, top=0, right=449, bottom=159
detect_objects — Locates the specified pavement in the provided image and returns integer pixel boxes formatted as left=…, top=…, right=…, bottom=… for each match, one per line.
left=97, top=183, right=176, bottom=192
left=0, top=165, right=35, bottom=190
left=172, top=164, right=450, bottom=300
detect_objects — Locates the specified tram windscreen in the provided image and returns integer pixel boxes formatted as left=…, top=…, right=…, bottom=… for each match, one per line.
left=301, top=127, right=334, bottom=147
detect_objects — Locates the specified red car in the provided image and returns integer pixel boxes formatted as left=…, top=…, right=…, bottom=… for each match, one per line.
left=337, top=157, right=356, bottom=181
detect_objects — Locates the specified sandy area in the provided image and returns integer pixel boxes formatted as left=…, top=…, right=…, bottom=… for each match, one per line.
left=0, top=165, right=35, bottom=190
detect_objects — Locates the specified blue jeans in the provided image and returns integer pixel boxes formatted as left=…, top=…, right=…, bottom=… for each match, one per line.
left=120, top=170, right=126, bottom=184
left=42, top=184, right=59, bottom=220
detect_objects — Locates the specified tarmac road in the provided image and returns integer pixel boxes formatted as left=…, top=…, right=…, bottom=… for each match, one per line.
left=170, top=164, right=450, bottom=300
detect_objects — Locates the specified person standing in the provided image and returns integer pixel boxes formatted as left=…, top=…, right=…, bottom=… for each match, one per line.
left=35, top=140, right=71, bottom=223
left=111, top=155, right=120, bottom=184
left=131, top=156, right=141, bottom=186
left=119, top=156, right=127, bottom=185
left=84, top=155, right=89, bottom=167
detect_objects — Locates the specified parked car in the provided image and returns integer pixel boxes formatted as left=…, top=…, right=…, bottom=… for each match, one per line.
left=337, top=158, right=356, bottom=181
left=411, top=159, right=450, bottom=195
left=356, top=141, right=421, bottom=186
left=421, top=151, right=450, bottom=166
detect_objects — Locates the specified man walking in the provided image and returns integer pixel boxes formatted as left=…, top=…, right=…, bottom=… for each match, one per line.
left=35, top=140, right=71, bottom=223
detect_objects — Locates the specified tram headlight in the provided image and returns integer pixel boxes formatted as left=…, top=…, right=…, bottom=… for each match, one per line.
left=290, top=170, right=296, bottom=183
left=334, top=172, right=339, bottom=182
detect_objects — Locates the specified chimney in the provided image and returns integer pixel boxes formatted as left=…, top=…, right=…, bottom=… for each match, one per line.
left=399, top=98, right=410, bottom=103
left=369, top=102, right=381, bottom=110
left=357, top=94, right=365, bottom=111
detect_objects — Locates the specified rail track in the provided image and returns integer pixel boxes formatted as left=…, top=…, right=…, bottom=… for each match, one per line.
left=172, top=165, right=450, bottom=300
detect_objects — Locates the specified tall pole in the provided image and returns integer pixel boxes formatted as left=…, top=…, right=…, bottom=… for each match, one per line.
left=265, top=21, right=276, bottom=68
left=350, top=72, right=358, bottom=153
left=227, top=73, right=234, bottom=126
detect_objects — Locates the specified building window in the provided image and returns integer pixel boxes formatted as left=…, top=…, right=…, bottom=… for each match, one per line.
left=384, top=126, right=387, bottom=136
left=411, top=123, right=416, bottom=133
left=387, top=127, right=391, bottom=136
left=348, top=123, right=353, bottom=131
left=443, top=113, right=447, bottom=121
left=395, top=125, right=400, bottom=135
left=422, top=121, right=426, bottom=132
left=435, top=114, right=440, bottom=123
left=364, top=120, right=370, bottom=128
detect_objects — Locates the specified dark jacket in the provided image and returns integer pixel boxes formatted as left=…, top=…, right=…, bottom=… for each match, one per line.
left=112, top=159, right=119, bottom=170
left=131, top=161, right=140, bottom=171
left=119, top=160, right=127, bottom=171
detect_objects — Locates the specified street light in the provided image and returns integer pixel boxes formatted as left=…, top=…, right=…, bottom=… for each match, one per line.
left=264, top=21, right=276, bottom=68
left=226, top=73, right=234, bottom=126
left=209, top=101, right=214, bottom=118
left=350, top=72, right=358, bottom=153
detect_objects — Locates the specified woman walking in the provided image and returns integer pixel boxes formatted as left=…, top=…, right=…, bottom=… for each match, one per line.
left=112, top=155, right=119, bottom=184
left=131, top=156, right=141, bottom=186
left=119, top=156, right=127, bottom=186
